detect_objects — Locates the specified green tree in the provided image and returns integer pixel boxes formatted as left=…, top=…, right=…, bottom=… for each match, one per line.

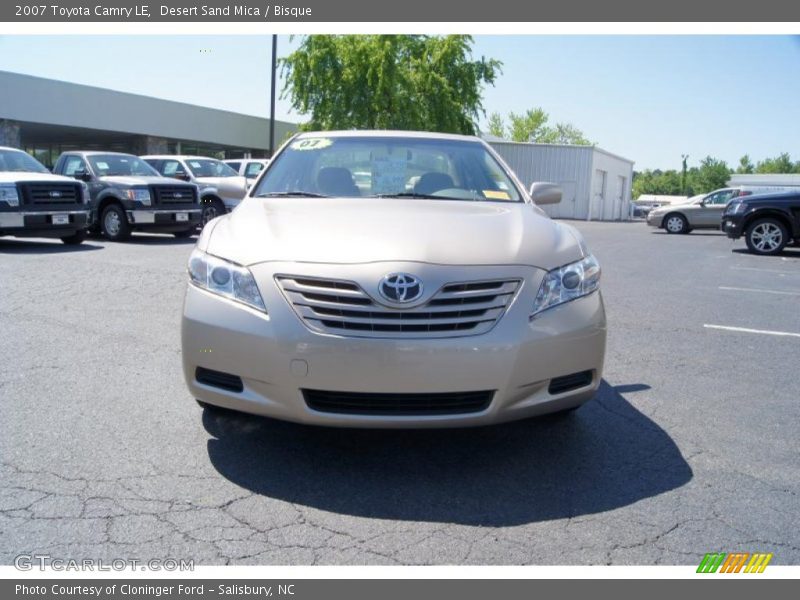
left=755, top=152, right=797, bottom=174
left=688, top=156, right=731, bottom=193
left=736, top=155, right=754, bottom=174
left=487, top=112, right=506, bottom=138
left=490, top=108, right=592, bottom=144
left=281, top=35, right=501, bottom=135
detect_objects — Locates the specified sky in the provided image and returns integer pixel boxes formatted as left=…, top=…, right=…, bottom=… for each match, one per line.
left=0, top=34, right=798, bottom=170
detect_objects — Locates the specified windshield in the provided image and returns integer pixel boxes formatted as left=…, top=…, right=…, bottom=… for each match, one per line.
left=88, top=154, right=159, bottom=177
left=0, top=149, right=50, bottom=174
left=253, top=136, right=523, bottom=202
left=185, top=159, right=238, bottom=178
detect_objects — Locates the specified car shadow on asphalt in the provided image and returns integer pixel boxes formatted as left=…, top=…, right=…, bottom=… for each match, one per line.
left=117, top=235, right=197, bottom=245
left=202, top=380, right=692, bottom=526
left=0, top=239, right=103, bottom=253
left=650, top=231, right=726, bottom=237
left=731, top=247, right=800, bottom=259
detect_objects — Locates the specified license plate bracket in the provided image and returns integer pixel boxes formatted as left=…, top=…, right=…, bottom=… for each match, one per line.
left=52, top=214, right=69, bottom=225
left=176, top=212, right=189, bottom=222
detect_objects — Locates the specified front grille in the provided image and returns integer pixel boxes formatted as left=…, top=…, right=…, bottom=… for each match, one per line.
left=19, top=182, right=82, bottom=206
left=303, top=389, right=494, bottom=416
left=548, top=370, right=593, bottom=395
left=195, top=367, right=243, bottom=393
left=276, top=275, right=521, bottom=339
left=151, top=185, right=197, bottom=205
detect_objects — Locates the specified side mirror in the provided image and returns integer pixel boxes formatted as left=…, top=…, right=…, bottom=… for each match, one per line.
left=174, top=172, right=191, bottom=181
left=528, top=182, right=562, bottom=205
left=74, top=169, right=92, bottom=182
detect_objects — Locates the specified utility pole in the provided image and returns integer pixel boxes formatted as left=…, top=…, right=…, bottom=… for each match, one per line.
left=269, top=34, right=277, bottom=157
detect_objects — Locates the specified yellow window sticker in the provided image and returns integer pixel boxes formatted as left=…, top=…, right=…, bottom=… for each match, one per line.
left=290, top=138, right=334, bottom=151
left=483, top=190, right=511, bottom=200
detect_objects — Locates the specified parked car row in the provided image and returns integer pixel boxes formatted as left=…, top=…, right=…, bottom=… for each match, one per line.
left=645, top=185, right=800, bottom=255
left=0, top=147, right=258, bottom=244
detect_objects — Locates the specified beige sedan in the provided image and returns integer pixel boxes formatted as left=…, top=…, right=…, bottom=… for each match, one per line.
left=646, top=189, right=742, bottom=233
left=182, top=131, right=606, bottom=427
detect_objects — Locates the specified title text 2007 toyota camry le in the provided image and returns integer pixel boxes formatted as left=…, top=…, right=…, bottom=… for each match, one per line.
left=182, top=131, right=606, bottom=427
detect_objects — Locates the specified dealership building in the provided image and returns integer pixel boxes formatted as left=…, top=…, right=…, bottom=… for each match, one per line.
left=0, top=70, right=297, bottom=168
left=488, top=139, right=635, bottom=221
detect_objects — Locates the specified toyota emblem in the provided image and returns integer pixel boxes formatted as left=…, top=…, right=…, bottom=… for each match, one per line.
left=379, top=273, right=423, bottom=304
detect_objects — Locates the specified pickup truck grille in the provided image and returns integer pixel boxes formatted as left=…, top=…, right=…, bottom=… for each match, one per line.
left=276, top=275, right=521, bottom=339
left=150, top=185, right=197, bottom=206
left=19, top=182, right=82, bottom=207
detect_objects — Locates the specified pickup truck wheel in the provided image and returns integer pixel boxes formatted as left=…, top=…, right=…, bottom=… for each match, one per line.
left=60, top=231, right=87, bottom=245
left=745, top=218, right=788, bottom=255
left=201, top=198, right=226, bottom=226
left=101, top=204, right=132, bottom=241
left=664, top=213, right=689, bottom=234
left=173, top=228, right=195, bottom=239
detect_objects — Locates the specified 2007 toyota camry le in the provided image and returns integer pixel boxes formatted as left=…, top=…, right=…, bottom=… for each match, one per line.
left=181, top=131, right=606, bottom=427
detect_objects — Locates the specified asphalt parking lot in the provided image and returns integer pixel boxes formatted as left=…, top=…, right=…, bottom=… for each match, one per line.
left=1, top=221, right=798, bottom=566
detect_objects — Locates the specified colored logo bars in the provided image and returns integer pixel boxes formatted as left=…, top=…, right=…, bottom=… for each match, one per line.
left=697, top=552, right=773, bottom=573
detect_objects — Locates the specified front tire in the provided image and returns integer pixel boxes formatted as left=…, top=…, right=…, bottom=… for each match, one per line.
left=101, top=204, right=132, bottom=241
left=201, top=198, right=226, bottom=227
left=60, top=231, right=86, bottom=245
left=664, top=213, right=689, bottom=234
left=745, top=218, right=788, bottom=255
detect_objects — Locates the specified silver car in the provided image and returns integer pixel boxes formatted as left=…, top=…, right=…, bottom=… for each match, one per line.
left=182, top=131, right=607, bottom=427
left=142, top=155, right=250, bottom=225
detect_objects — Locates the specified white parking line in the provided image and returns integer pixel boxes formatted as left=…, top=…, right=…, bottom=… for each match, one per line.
left=704, top=324, right=800, bottom=338
left=731, top=266, right=798, bottom=275
left=719, top=286, right=800, bottom=296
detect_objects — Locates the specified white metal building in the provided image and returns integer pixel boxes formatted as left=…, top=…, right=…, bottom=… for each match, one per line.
left=489, top=141, right=635, bottom=220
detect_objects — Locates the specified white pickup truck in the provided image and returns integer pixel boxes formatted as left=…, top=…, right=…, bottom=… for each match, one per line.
left=0, top=146, right=91, bottom=245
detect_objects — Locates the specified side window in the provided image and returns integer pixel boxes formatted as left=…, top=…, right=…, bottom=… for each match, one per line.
left=161, top=160, right=186, bottom=178
left=63, top=156, right=87, bottom=177
left=227, top=161, right=241, bottom=172
left=707, top=190, right=735, bottom=205
left=244, top=162, right=264, bottom=178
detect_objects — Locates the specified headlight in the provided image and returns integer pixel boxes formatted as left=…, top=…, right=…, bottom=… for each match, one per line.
left=126, top=188, right=151, bottom=206
left=188, top=248, right=266, bottom=313
left=728, top=201, right=747, bottom=215
left=0, top=184, right=20, bottom=207
left=532, top=254, right=601, bottom=317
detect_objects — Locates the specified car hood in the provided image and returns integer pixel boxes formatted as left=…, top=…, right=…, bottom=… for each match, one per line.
left=99, top=175, right=194, bottom=187
left=195, top=176, right=248, bottom=198
left=203, top=197, right=585, bottom=270
left=0, top=171, right=78, bottom=184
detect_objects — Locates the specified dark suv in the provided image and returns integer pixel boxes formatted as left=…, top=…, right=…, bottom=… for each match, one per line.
left=53, top=151, right=201, bottom=241
left=722, top=191, right=800, bottom=255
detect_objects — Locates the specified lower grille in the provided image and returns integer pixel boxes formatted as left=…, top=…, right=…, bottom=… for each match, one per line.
left=548, top=370, right=593, bottom=395
left=276, top=275, right=521, bottom=339
left=303, top=389, right=494, bottom=416
left=151, top=185, right=197, bottom=205
left=195, top=367, right=243, bottom=393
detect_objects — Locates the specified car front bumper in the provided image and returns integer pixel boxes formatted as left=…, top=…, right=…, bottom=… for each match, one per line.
left=646, top=212, right=664, bottom=227
left=721, top=214, right=744, bottom=239
left=0, top=209, right=91, bottom=236
left=182, top=262, right=607, bottom=428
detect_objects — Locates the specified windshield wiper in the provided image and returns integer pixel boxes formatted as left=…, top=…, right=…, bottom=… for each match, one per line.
left=371, top=192, right=463, bottom=201
left=256, top=191, right=330, bottom=198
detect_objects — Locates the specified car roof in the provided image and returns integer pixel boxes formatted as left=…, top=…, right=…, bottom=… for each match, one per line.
left=141, top=155, right=218, bottom=160
left=0, top=146, right=27, bottom=152
left=63, top=151, right=139, bottom=157
left=293, top=130, right=484, bottom=143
